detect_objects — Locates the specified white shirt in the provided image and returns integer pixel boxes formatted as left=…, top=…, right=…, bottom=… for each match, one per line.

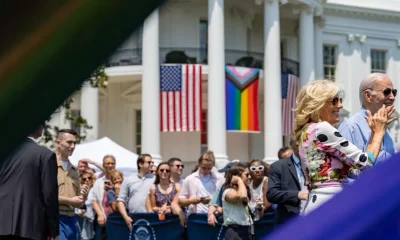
left=249, top=176, right=267, bottom=221
left=88, top=176, right=106, bottom=214
left=222, top=189, right=253, bottom=226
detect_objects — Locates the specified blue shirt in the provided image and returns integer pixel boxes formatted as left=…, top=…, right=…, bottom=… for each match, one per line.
left=292, top=154, right=306, bottom=190
left=339, top=108, right=395, bottom=164
left=107, top=189, right=117, bottom=205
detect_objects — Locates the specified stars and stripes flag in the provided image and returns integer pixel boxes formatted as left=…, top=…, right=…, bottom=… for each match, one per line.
left=160, top=64, right=203, bottom=132
left=281, top=73, right=299, bottom=136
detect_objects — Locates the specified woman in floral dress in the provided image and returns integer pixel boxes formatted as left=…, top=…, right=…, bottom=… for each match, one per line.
left=294, top=80, right=395, bottom=214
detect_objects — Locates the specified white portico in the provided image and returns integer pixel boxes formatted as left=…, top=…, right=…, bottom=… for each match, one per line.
left=52, top=0, right=400, bottom=175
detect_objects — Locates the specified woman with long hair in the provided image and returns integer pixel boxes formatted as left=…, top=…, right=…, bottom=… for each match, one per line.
left=295, top=80, right=395, bottom=214
left=148, top=162, right=181, bottom=215
left=222, top=163, right=254, bottom=240
left=248, top=160, right=271, bottom=220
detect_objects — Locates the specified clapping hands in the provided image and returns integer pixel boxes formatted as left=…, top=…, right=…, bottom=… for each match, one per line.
left=365, top=105, right=397, bottom=133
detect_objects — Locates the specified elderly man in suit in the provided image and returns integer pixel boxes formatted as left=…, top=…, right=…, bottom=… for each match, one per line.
left=0, top=125, right=59, bottom=240
left=267, top=136, right=309, bottom=226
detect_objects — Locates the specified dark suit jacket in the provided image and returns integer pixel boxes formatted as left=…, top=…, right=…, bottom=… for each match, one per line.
left=267, top=156, right=302, bottom=225
left=0, top=138, right=59, bottom=240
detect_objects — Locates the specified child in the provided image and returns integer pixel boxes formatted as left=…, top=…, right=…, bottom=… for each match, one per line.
left=107, top=170, right=124, bottom=213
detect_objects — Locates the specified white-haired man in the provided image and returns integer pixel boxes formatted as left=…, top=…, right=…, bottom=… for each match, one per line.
left=339, top=73, right=396, bottom=164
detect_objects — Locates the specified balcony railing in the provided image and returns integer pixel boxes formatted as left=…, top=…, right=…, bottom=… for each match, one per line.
left=107, top=47, right=299, bottom=76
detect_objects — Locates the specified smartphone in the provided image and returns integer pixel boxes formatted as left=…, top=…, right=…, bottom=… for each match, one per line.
left=104, top=180, right=110, bottom=185
left=200, top=197, right=206, bottom=200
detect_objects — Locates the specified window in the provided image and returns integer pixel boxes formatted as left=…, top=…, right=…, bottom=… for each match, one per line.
left=200, top=20, right=208, bottom=63
left=323, top=45, right=337, bottom=81
left=371, top=50, right=387, bottom=73
left=201, top=110, right=207, bottom=154
left=70, top=110, right=81, bottom=140
left=136, top=110, right=142, bottom=154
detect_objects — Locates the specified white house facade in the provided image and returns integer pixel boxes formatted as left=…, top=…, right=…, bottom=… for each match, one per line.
left=50, top=0, right=400, bottom=176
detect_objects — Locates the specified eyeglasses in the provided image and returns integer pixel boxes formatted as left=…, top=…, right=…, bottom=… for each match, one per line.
left=82, top=177, right=91, bottom=181
left=150, top=170, right=156, bottom=174
left=328, top=97, right=343, bottom=106
left=250, top=166, right=264, bottom=172
left=145, top=161, right=154, bottom=165
left=159, top=169, right=170, bottom=173
left=174, top=164, right=185, bottom=169
left=365, top=88, right=397, bottom=97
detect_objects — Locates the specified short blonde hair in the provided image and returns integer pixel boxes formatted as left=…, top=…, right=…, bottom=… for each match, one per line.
left=294, top=80, right=342, bottom=141
left=110, top=170, right=124, bottom=184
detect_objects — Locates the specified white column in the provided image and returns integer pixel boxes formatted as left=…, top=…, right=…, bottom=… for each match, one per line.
left=208, top=0, right=228, bottom=169
left=80, top=83, right=99, bottom=142
left=299, top=5, right=315, bottom=87
left=141, top=9, right=162, bottom=164
left=263, top=0, right=282, bottom=165
left=314, top=16, right=325, bottom=80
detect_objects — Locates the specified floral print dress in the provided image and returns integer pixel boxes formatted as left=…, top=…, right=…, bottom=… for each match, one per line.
left=299, top=121, right=373, bottom=189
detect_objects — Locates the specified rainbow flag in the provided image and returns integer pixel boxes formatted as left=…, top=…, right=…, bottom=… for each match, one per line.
left=225, top=66, right=260, bottom=132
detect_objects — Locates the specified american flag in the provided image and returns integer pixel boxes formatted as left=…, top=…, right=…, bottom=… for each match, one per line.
left=160, top=64, right=202, bottom=132
left=281, top=73, right=299, bottom=136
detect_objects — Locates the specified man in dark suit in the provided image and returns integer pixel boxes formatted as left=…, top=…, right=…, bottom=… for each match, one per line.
left=267, top=137, right=309, bottom=226
left=0, top=125, right=59, bottom=240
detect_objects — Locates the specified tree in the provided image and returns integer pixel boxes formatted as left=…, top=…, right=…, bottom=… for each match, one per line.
left=41, top=65, right=108, bottom=149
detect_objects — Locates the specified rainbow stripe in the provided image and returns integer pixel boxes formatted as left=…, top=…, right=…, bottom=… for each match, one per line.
left=226, top=66, right=260, bottom=132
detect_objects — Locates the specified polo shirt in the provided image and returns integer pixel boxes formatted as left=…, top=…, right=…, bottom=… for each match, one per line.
left=117, top=173, right=154, bottom=213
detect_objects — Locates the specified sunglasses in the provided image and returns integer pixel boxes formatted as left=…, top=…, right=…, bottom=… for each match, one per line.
left=150, top=170, right=156, bottom=174
left=250, top=166, right=264, bottom=172
left=82, top=177, right=91, bottom=181
left=160, top=169, right=170, bottom=173
left=174, top=164, right=185, bottom=169
left=328, top=97, right=343, bottom=106
left=379, top=88, right=397, bottom=97
left=365, top=88, right=397, bottom=97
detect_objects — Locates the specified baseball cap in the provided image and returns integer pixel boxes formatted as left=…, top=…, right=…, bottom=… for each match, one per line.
left=218, top=159, right=240, bottom=173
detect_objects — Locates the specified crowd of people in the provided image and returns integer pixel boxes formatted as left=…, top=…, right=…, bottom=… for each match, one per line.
left=0, top=73, right=396, bottom=240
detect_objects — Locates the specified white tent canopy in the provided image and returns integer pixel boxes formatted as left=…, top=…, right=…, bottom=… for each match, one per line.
left=69, top=137, right=138, bottom=176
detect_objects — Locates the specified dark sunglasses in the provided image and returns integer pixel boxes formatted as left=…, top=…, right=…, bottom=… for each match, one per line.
left=82, top=177, right=91, bottom=181
left=174, top=164, right=185, bottom=169
left=365, top=88, right=397, bottom=97
left=328, top=97, right=343, bottom=106
left=380, top=88, right=397, bottom=97
left=150, top=170, right=156, bottom=173
left=160, top=169, right=170, bottom=173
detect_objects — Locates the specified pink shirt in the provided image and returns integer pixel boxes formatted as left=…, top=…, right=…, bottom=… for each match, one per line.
left=103, top=191, right=113, bottom=216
